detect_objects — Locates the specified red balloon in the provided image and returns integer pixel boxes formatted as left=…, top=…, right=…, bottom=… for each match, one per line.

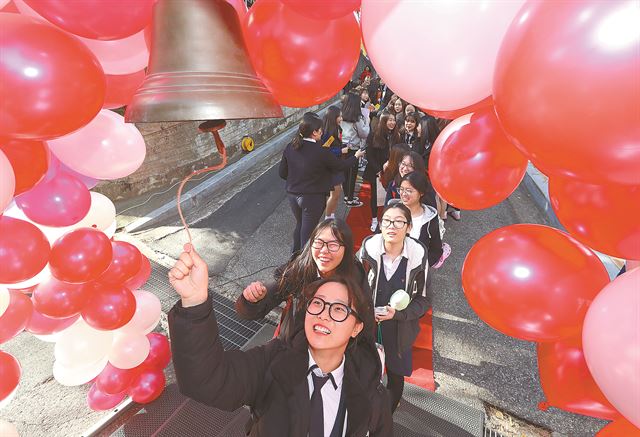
left=0, top=351, right=20, bottom=402
left=129, top=368, right=165, bottom=404
left=16, top=171, right=91, bottom=227
left=462, top=224, right=610, bottom=342
left=538, top=336, right=618, bottom=420
left=429, top=107, right=528, bottom=210
left=123, top=254, right=151, bottom=290
left=87, top=383, right=126, bottom=411
left=49, top=228, right=112, bottom=283
left=244, top=0, right=360, bottom=107
left=422, top=96, right=493, bottom=120
left=99, top=241, right=142, bottom=286
left=81, top=283, right=136, bottom=330
left=26, top=303, right=79, bottom=335
left=32, top=277, right=89, bottom=318
left=0, top=139, right=49, bottom=195
left=0, top=289, right=33, bottom=344
left=549, top=177, right=640, bottom=260
left=280, top=0, right=360, bottom=20
left=597, top=418, right=640, bottom=436
left=23, top=0, right=154, bottom=41
left=0, top=216, right=50, bottom=284
left=96, top=363, right=135, bottom=395
left=493, top=1, right=640, bottom=186
left=103, top=70, right=146, bottom=110
left=140, top=333, right=171, bottom=370
left=0, top=14, right=105, bottom=141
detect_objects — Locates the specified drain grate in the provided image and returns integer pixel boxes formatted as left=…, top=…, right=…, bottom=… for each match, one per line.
left=484, top=427, right=508, bottom=437
left=146, top=260, right=274, bottom=350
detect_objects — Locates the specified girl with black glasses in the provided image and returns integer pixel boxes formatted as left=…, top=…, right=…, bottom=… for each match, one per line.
left=168, top=246, right=392, bottom=436
left=235, top=219, right=371, bottom=342
left=357, top=203, right=431, bottom=413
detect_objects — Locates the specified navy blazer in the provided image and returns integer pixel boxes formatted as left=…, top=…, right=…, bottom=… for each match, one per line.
left=279, top=139, right=357, bottom=194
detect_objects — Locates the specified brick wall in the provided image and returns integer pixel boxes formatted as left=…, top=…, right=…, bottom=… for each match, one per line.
left=95, top=101, right=335, bottom=201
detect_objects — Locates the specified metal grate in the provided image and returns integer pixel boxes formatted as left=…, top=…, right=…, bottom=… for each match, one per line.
left=484, top=426, right=507, bottom=437
left=393, top=383, right=485, bottom=437
left=146, top=260, right=274, bottom=350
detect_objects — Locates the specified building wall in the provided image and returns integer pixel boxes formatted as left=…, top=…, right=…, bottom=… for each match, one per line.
left=95, top=102, right=334, bottom=201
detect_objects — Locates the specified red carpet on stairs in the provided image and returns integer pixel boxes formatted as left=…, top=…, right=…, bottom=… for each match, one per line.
left=346, top=182, right=435, bottom=392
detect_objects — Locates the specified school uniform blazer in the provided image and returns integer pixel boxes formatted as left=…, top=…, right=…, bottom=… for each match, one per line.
left=357, top=234, right=431, bottom=356
left=168, top=297, right=392, bottom=437
left=279, top=139, right=358, bottom=194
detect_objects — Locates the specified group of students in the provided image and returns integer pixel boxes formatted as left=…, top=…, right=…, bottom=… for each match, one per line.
left=165, top=75, right=459, bottom=436
left=168, top=208, right=430, bottom=436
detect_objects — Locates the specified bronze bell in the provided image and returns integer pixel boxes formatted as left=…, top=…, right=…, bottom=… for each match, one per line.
left=125, top=0, right=283, bottom=123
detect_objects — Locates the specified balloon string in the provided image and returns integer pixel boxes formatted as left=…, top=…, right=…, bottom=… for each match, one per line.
left=176, top=130, right=228, bottom=245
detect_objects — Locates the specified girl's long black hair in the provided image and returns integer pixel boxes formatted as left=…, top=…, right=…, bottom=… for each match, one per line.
left=276, top=218, right=355, bottom=300
left=322, top=105, right=342, bottom=143
left=341, top=92, right=363, bottom=123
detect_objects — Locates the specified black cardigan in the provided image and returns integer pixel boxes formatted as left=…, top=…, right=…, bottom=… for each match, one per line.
left=279, top=139, right=358, bottom=194
left=169, top=297, right=392, bottom=437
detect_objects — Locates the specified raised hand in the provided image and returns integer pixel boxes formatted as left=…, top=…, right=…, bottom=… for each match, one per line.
left=242, top=281, right=268, bottom=303
left=168, top=243, right=209, bottom=308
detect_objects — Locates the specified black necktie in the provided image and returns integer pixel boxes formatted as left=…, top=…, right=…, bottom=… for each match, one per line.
left=309, top=373, right=330, bottom=437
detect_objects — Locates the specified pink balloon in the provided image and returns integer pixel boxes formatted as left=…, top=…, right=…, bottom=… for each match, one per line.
left=104, top=70, right=146, bottom=109
left=0, top=150, right=15, bottom=212
left=109, top=333, right=150, bottom=370
left=361, top=0, right=524, bottom=111
left=48, top=110, right=146, bottom=180
left=77, top=30, right=149, bottom=75
left=583, top=268, right=640, bottom=428
left=15, top=171, right=91, bottom=227
left=87, top=383, right=126, bottom=411
left=118, top=289, right=161, bottom=335
left=0, top=289, right=33, bottom=344
left=26, top=304, right=79, bottom=335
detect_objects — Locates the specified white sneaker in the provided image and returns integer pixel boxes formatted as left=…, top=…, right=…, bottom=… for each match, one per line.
left=370, top=218, right=378, bottom=232
left=325, top=214, right=335, bottom=220
left=450, top=210, right=461, bottom=221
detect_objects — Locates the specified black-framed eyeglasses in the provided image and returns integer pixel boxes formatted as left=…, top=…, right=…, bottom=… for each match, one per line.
left=306, top=297, right=359, bottom=323
left=311, top=238, right=343, bottom=253
left=380, top=218, right=408, bottom=229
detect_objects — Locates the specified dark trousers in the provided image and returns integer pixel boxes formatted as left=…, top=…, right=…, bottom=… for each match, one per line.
left=369, top=176, right=378, bottom=219
left=342, top=149, right=358, bottom=200
left=287, top=193, right=327, bottom=253
left=387, top=370, right=405, bottom=412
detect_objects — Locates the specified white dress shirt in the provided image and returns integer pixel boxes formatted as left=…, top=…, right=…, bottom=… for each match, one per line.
left=381, top=239, right=409, bottom=279
left=307, top=350, right=347, bottom=437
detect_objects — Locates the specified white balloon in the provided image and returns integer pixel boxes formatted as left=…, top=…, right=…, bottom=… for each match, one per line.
left=0, top=287, right=9, bottom=318
left=118, top=290, right=161, bottom=335
left=53, top=356, right=108, bottom=387
left=55, top=319, right=114, bottom=367
left=109, top=333, right=150, bottom=370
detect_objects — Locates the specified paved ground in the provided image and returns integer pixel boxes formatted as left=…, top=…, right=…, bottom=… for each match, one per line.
left=3, top=137, right=608, bottom=436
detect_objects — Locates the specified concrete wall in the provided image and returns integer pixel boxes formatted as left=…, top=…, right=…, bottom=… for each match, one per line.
left=95, top=102, right=332, bottom=201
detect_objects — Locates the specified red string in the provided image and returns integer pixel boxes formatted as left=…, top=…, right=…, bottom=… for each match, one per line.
left=176, top=129, right=228, bottom=245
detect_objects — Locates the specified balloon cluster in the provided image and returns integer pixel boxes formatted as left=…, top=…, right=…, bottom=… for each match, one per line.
left=0, top=0, right=166, bottom=415
left=356, top=0, right=640, bottom=430
left=360, top=0, right=638, bottom=431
